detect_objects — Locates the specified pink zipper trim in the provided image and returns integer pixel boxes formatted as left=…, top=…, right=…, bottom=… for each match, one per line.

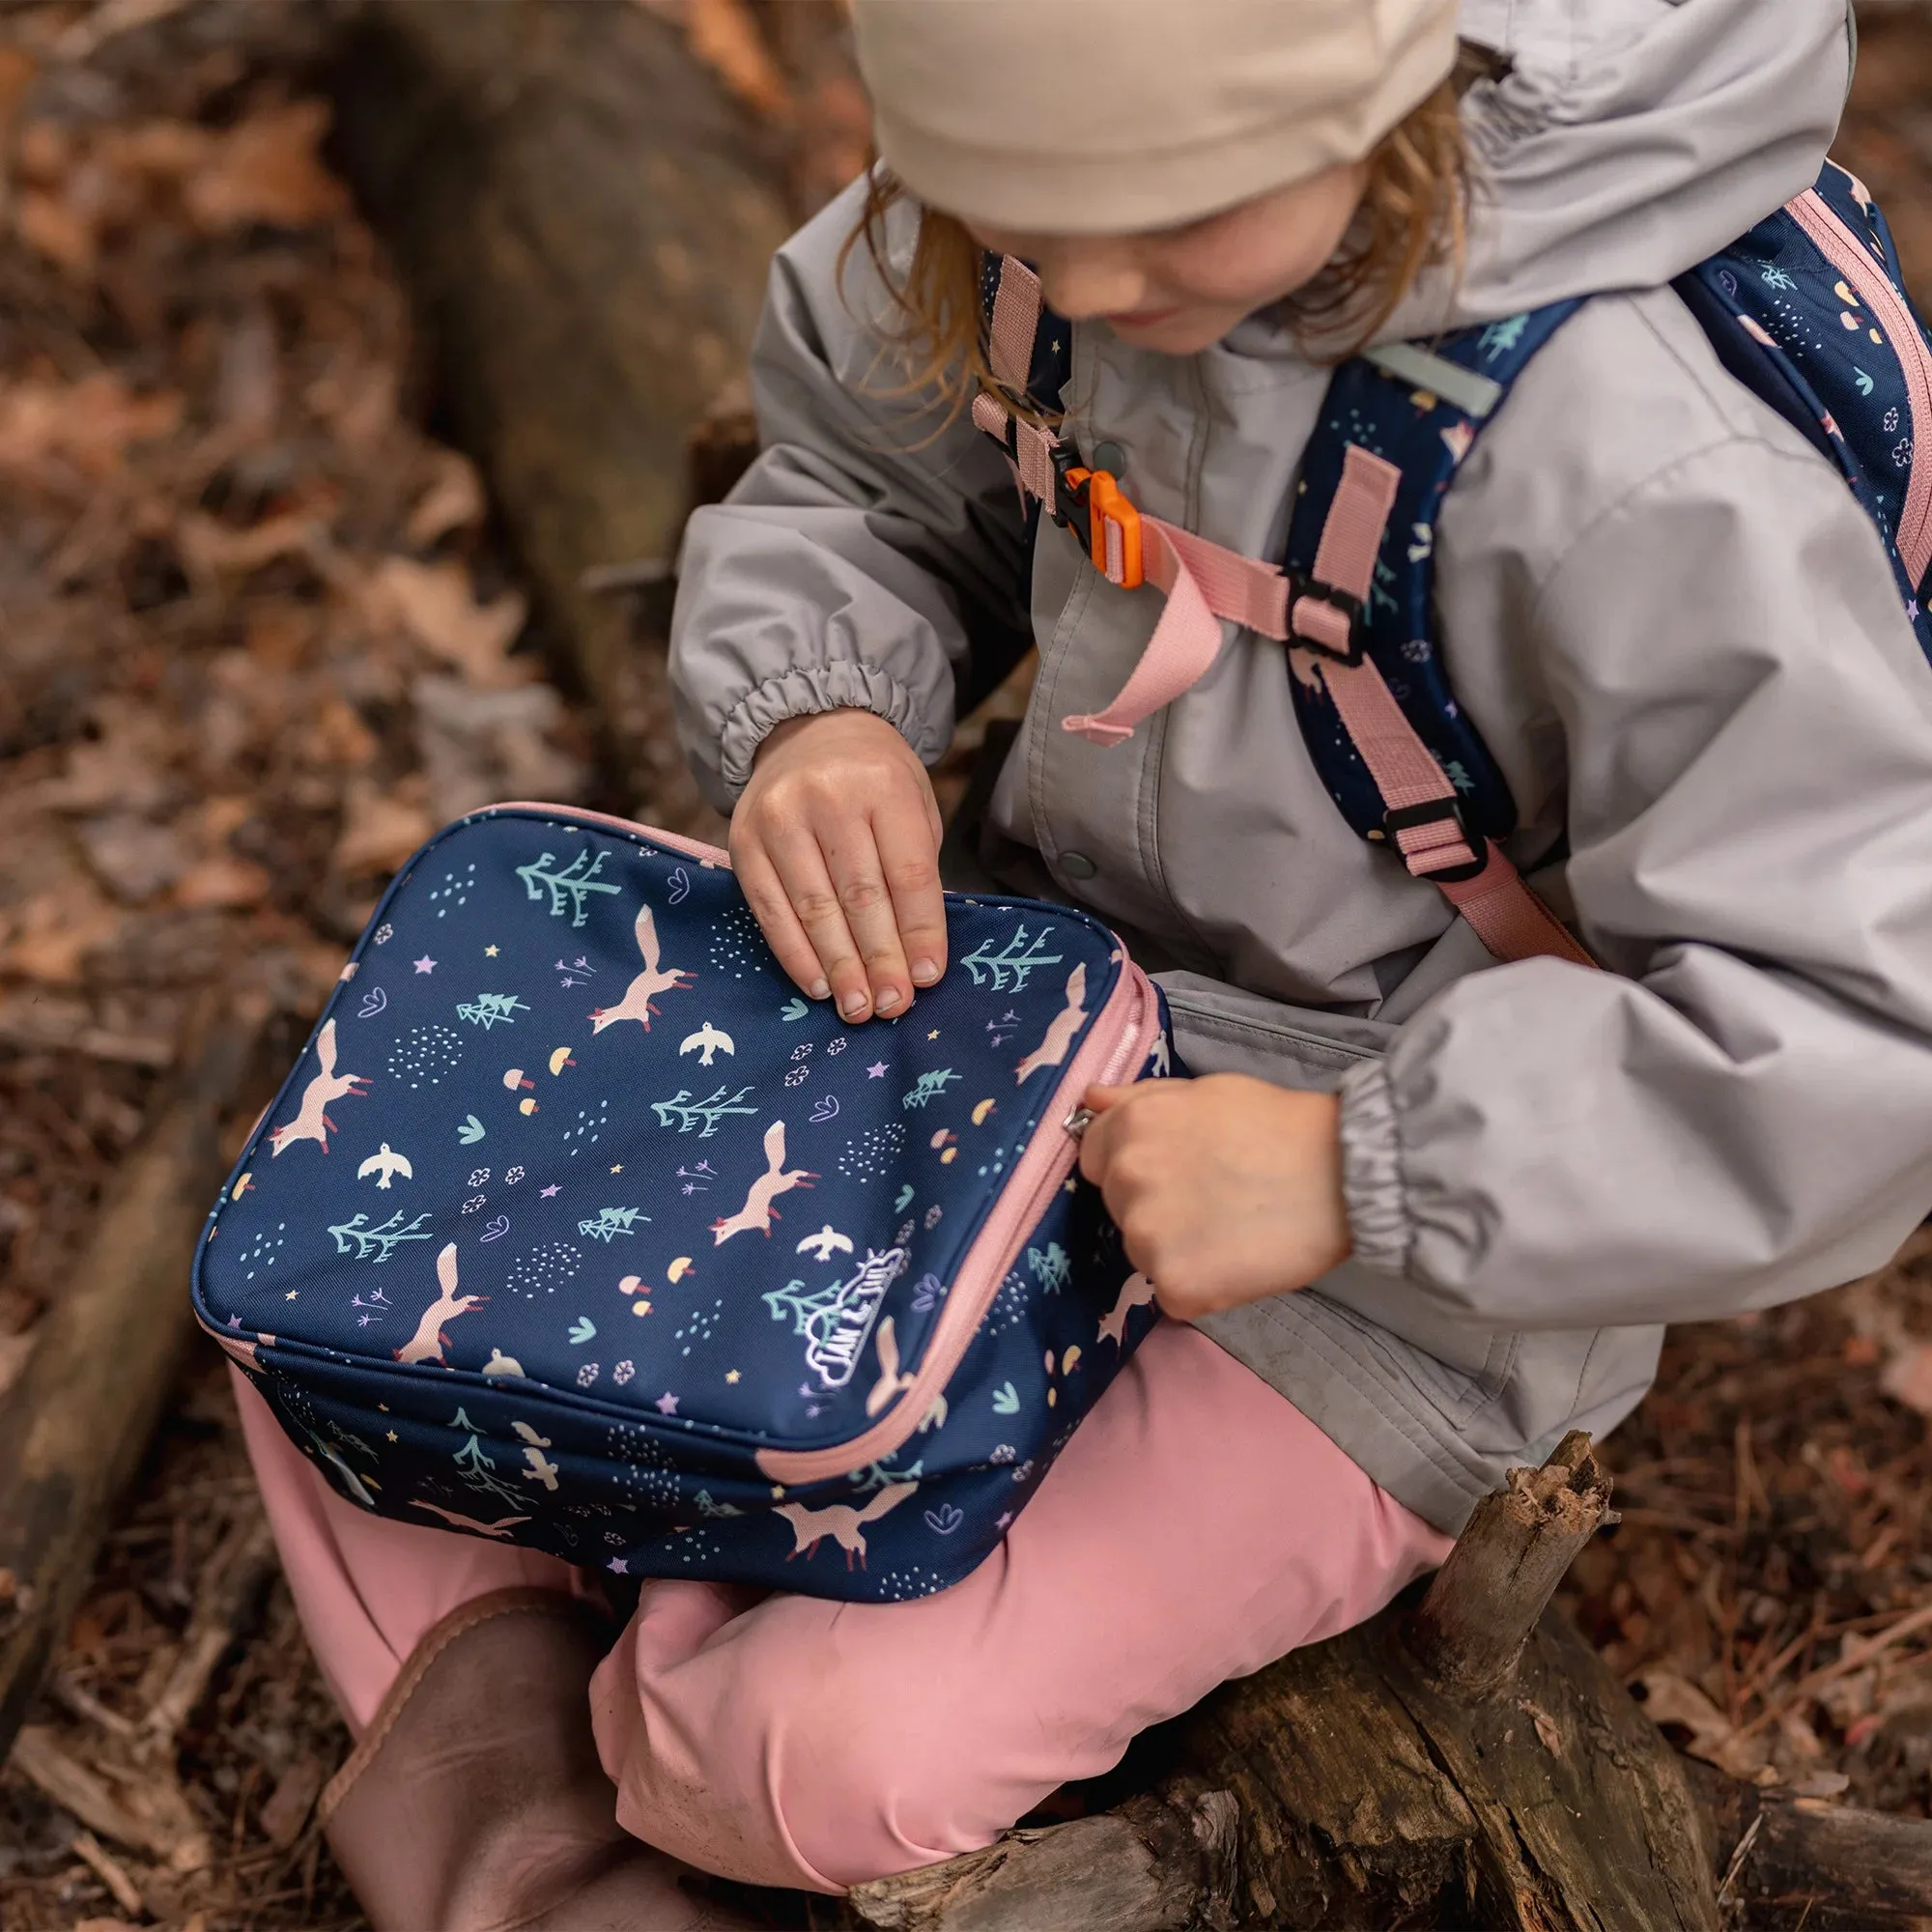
left=492, top=802, right=732, bottom=870
left=757, top=962, right=1160, bottom=1485
left=1790, top=188, right=1932, bottom=586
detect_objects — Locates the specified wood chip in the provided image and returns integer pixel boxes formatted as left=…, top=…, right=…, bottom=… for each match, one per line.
left=70, top=1828, right=148, bottom=1918
left=10, top=1724, right=173, bottom=1861
left=258, top=1750, right=327, bottom=1848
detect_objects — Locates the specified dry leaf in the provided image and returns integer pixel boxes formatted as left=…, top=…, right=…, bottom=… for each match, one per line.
left=42, top=740, right=169, bottom=818
left=0, top=373, right=182, bottom=479
left=333, top=779, right=433, bottom=878
left=173, top=856, right=271, bottom=910
left=258, top=1752, right=327, bottom=1848
left=98, top=115, right=215, bottom=185
left=175, top=509, right=324, bottom=581
left=54, top=0, right=192, bottom=63
left=405, top=449, right=486, bottom=547
left=184, top=100, right=346, bottom=234
left=305, top=359, right=398, bottom=453
left=306, top=696, right=379, bottom=771
left=2, top=889, right=121, bottom=983
left=0, top=1327, right=36, bottom=1402
left=684, top=0, right=793, bottom=121
left=1882, top=1340, right=1932, bottom=1414
left=414, top=673, right=585, bottom=819
left=1634, top=1668, right=1771, bottom=1779
left=370, top=556, right=528, bottom=688
left=76, top=813, right=187, bottom=902
left=15, top=184, right=96, bottom=277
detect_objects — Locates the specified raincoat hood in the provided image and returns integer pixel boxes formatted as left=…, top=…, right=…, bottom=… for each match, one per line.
left=1384, top=0, right=1856, bottom=334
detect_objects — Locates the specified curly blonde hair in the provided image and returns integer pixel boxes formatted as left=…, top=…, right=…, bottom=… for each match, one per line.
left=840, top=71, right=1471, bottom=425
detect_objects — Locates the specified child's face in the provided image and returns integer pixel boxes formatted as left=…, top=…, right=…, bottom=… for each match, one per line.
left=965, top=160, right=1371, bottom=356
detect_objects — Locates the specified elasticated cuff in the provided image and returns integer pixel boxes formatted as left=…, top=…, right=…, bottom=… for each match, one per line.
left=716, top=661, right=943, bottom=797
left=1337, top=1059, right=1415, bottom=1276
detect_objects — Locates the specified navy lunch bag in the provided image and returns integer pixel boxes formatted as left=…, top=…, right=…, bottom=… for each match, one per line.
left=194, top=806, right=1172, bottom=1602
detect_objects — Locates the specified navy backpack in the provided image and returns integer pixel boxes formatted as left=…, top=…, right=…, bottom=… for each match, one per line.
left=196, top=809, right=1172, bottom=1602
left=973, top=159, right=1932, bottom=888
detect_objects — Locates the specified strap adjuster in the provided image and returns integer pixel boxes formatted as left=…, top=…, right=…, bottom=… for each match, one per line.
left=1287, top=571, right=1366, bottom=665
left=1382, top=796, right=1489, bottom=884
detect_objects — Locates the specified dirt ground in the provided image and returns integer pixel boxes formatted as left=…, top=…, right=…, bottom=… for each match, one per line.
left=2, top=3, right=1932, bottom=1928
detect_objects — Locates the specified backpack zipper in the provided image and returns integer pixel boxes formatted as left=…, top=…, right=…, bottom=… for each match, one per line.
left=1790, top=189, right=1932, bottom=588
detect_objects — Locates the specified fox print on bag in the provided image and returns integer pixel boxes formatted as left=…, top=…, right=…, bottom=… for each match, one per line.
left=193, top=806, right=1172, bottom=1603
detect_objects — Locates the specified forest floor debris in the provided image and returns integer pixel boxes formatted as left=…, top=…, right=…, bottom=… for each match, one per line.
left=2, top=3, right=1932, bottom=1928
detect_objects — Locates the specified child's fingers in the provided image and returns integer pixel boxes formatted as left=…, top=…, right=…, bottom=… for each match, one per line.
left=1076, top=1094, right=1126, bottom=1186
left=872, top=804, right=948, bottom=987
left=732, top=838, right=830, bottom=1002
left=819, top=814, right=914, bottom=1019
left=760, top=817, right=874, bottom=1022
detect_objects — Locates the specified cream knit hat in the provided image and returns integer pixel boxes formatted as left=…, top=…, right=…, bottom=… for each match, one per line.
left=852, top=0, right=1461, bottom=236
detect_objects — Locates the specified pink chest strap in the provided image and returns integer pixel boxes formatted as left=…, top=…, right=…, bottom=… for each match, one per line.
left=974, top=259, right=1592, bottom=973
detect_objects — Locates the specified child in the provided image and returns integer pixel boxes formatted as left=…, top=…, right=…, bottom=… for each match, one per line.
left=240, top=0, right=1932, bottom=1923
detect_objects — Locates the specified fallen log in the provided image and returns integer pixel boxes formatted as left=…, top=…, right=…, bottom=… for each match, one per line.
left=1691, top=1760, right=1932, bottom=1929
left=326, top=0, right=798, bottom=833
left=0, top=984, right=275, bottom=1761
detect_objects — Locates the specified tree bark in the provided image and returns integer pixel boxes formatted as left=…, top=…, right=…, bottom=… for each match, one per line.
left=327, top=0, right=796, bottom=833
left=0, top=987, right=276, bottom=1760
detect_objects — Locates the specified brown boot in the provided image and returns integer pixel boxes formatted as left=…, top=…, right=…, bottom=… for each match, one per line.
left=318, top=1587, right=758, bottom=1931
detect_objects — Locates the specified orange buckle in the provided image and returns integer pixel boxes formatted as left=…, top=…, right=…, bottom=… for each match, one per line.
left=1086, top=470, right=1144, bottom=590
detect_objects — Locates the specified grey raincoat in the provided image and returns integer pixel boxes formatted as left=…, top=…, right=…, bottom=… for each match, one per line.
left=669, top=0, right=1932, bottom=1534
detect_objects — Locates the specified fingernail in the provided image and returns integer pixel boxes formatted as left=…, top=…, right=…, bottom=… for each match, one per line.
left=809, top=979, right=830, bottom=1001
left=840, top=991, right=868, bottom=1019
left=875, top=987, right=902, bottom=1014
left=911, top=958, right=939, bottom=985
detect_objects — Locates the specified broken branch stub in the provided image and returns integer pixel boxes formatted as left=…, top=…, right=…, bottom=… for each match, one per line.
left=1405, top=1427, right=1615, bottom=1699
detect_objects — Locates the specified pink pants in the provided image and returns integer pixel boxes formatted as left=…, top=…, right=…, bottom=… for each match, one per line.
left=235, top=1322, right=1449, bottom=1893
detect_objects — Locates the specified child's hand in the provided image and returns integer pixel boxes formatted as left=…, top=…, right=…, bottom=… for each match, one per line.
left=732, top=708, right=948, bottom=1024
left=1077, top=1075, right=1352, bottom=1319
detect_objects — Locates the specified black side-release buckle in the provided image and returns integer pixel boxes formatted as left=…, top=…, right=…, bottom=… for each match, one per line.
left=1048, top=440, right=1093, bottom=550
left=1381, top=796, right=1489, bottom=884
left=1286, top=570, right=1367, bottom=666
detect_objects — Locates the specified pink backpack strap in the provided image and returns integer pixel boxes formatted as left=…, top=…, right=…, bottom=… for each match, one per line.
left=1293, top=448, right=1594, bottom=970
left=967, top=256, right=1590, bottom=971
left=1060, top=519, right=1289, bottom=745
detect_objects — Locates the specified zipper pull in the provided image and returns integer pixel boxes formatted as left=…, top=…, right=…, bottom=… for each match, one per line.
left=1064, top=1104, right=1096, bottom=1139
